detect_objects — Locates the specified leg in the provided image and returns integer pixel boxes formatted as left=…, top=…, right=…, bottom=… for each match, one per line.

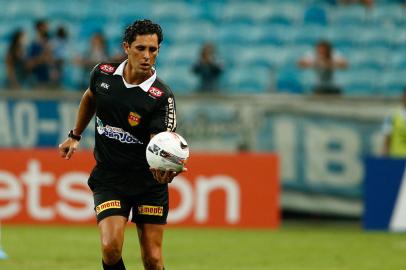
left=99, top=216, right=127, bottom=266
left=137, top=223, right=165, bottom=270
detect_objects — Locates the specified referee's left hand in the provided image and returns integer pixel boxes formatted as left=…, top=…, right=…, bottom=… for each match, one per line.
left=150, top=167, right=187, bottom=184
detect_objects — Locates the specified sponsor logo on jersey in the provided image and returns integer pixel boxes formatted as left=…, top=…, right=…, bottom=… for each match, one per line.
left=96, top=117, right=143, bottom=144
left=100, top=82, right=110, bottom=90
left=138, top=205, right=164, bottom=216
left=96, top=200, right=121, bottom=215
left=166, top=97, right=176, bottom=131
left=128, top=112, right=141, bottom=127
left=99, top=64, right=116, bottom=74
left=148, top=87, right=163, bottom=98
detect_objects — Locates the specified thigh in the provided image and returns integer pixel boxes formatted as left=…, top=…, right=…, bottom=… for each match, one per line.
left=98, top=215, right=128, bottom=247
left=136, top=223, right=165, bottom=254
left=131, top=184, right=169, bottom=225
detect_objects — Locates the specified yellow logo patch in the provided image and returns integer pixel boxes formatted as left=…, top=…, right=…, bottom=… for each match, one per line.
left=96, top=200, right=121, bottom=215
left=128, top=112, right=141, bottom=127
left=138, top=205, right=164, bottom=216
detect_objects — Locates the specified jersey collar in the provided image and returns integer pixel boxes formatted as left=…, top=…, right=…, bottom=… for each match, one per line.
left=113, top=59, right=157, bottom=92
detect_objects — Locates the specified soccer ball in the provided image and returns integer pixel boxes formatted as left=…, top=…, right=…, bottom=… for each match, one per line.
left=146, top=131, right=189, bottom=172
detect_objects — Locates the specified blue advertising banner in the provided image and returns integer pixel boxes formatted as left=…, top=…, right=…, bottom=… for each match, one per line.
left=0, top=100, right=95, bottom=149
left=364, top=157, right=406, bottom=231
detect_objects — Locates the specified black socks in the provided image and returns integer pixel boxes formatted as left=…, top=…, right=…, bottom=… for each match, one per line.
left=102, top=258, right=126, bottom=270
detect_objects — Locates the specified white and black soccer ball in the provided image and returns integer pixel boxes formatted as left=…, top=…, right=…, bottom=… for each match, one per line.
left=146, top=131, right=189, bottom=172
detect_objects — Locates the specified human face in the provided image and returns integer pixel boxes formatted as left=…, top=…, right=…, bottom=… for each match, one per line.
left=124, top=34, right=159, bottom=76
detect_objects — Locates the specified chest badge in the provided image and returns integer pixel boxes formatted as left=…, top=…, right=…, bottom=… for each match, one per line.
left=128, top=112, right=141, bottom=127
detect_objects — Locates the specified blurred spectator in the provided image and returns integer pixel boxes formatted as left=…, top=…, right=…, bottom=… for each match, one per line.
left=192, top=43, right=223, bottom=92
left=52, top=25, right=69, bottom=88
left=382, top=90, right=406, bottom=157
left=5, top=29, right=28, bottom=89
left=298, top=40, right=348, bottom=95
left=75, top=32, right=109, bottom=89
left=27, top=19, right=55, bottom=88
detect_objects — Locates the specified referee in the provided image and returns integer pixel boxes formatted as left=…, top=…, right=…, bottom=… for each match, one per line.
left=59, top=19, right=183, bottom=270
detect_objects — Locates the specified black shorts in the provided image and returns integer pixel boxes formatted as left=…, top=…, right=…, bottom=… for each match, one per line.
left=89, top=177, right=169, bottom=224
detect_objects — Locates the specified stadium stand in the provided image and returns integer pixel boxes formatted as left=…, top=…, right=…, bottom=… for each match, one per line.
left=0, top=0, right=405, bottom=95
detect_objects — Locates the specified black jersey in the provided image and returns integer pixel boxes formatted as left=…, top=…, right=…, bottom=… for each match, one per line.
left=89, top=61, right=176, bottom=172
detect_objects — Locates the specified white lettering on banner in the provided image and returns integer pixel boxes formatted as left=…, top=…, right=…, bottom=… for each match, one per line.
left=305, top=124, right=362, bottom=187
left=1, top=159, right=242, bottom=224
left=167, top=176, right=193, bottom=223
left=0, top=159, right=94, bottom=222
left=195, top=175, right=240, bottom=224
left=0, top=171, right=23, bottom=219
left=274, top=118, right=297, bottom=183
left=168, top=175, right=241, bottom=224
left=0, top=101, right=12, bottom=146
left=21, top=160, right=55, bottom=220
left=14, top=102, right=38, bottom=147
left=56, top=173, right=94, bottom=221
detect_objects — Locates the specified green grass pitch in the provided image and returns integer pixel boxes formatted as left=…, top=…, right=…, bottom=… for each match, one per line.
left=1, top=222, right=406, bottom=270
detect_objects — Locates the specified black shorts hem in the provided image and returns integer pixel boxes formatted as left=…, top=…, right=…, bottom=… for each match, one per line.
left=131, top=219, right=167, bottom=225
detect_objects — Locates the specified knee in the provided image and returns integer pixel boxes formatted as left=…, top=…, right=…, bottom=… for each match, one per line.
left=101, top=237, right=123, bottom=265
left=142, top=249, right=162, bottom=269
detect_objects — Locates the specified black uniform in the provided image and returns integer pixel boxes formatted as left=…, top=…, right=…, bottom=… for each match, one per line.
left=87, top=61, right=176, bottom=224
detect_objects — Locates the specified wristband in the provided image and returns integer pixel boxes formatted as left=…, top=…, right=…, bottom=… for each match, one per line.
left=68, top=130, right=82, bottom=141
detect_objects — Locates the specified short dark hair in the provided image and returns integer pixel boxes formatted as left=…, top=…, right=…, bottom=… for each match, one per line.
left=123, top=19, right=163, bottom=45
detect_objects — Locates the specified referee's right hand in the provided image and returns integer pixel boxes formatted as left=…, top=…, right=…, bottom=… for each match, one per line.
left=58, top=138, right=80, bottom=160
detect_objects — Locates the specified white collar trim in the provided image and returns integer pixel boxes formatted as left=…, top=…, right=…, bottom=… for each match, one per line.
left=113, top=60, right=156, bottom=92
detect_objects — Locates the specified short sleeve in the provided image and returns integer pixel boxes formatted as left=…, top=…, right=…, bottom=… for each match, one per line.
left=149, top=92, right=177, bottom=135
left=89, top=64, right=100, bottom=93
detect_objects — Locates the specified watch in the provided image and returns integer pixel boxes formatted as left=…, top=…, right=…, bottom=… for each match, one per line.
left=68, top=130, right=82, bottom=141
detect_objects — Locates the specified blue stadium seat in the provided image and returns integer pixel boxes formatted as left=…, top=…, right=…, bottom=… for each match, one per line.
left=151, top=2, right=199, bottom=23
left=168, top=22, right=214, bottom=44
left=327, top=25, right=361, bottom=49
left=237, top=49, right=273, bottom=69
left=196, top=1, right=225, bottom=23
left=379, top=70, right=406, bottom=95
left=369, top=4, right=406, bottom=26
left=216, top=23, right=263, bottom=45
left=159, top=44, right=200, bottom=67
left=330, top=5, right=367, bottom=26
left=266, top=2, right=303, bottom=25
left=303, top=6, right=328, bottom=26
left=276, top=67, right=304, bottom=94
left=284, top=44, right=312, bottom=65
left=355, top=27, right=393, bottom=49
left=337, top=69, right=380, bottom=95
left=388, top=50, right=406, bottom=70
left=261, top=46, right=291, bottom=68
left=260, top=25, right=293, bottom=46
left=3, top=0, right=47, bottom=19
left=158, top=64, right=197, bottom=95
left=224, top=66, right=271, bottom=93
left=291, top=25, right=328, bottom=46
left=349, top=48, right=388, bottom=71
left=221, top=2, right=272, bottom=24
left=390, top=28, right=406, bottom=49
left=44, top=0, right=84, bottom=20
